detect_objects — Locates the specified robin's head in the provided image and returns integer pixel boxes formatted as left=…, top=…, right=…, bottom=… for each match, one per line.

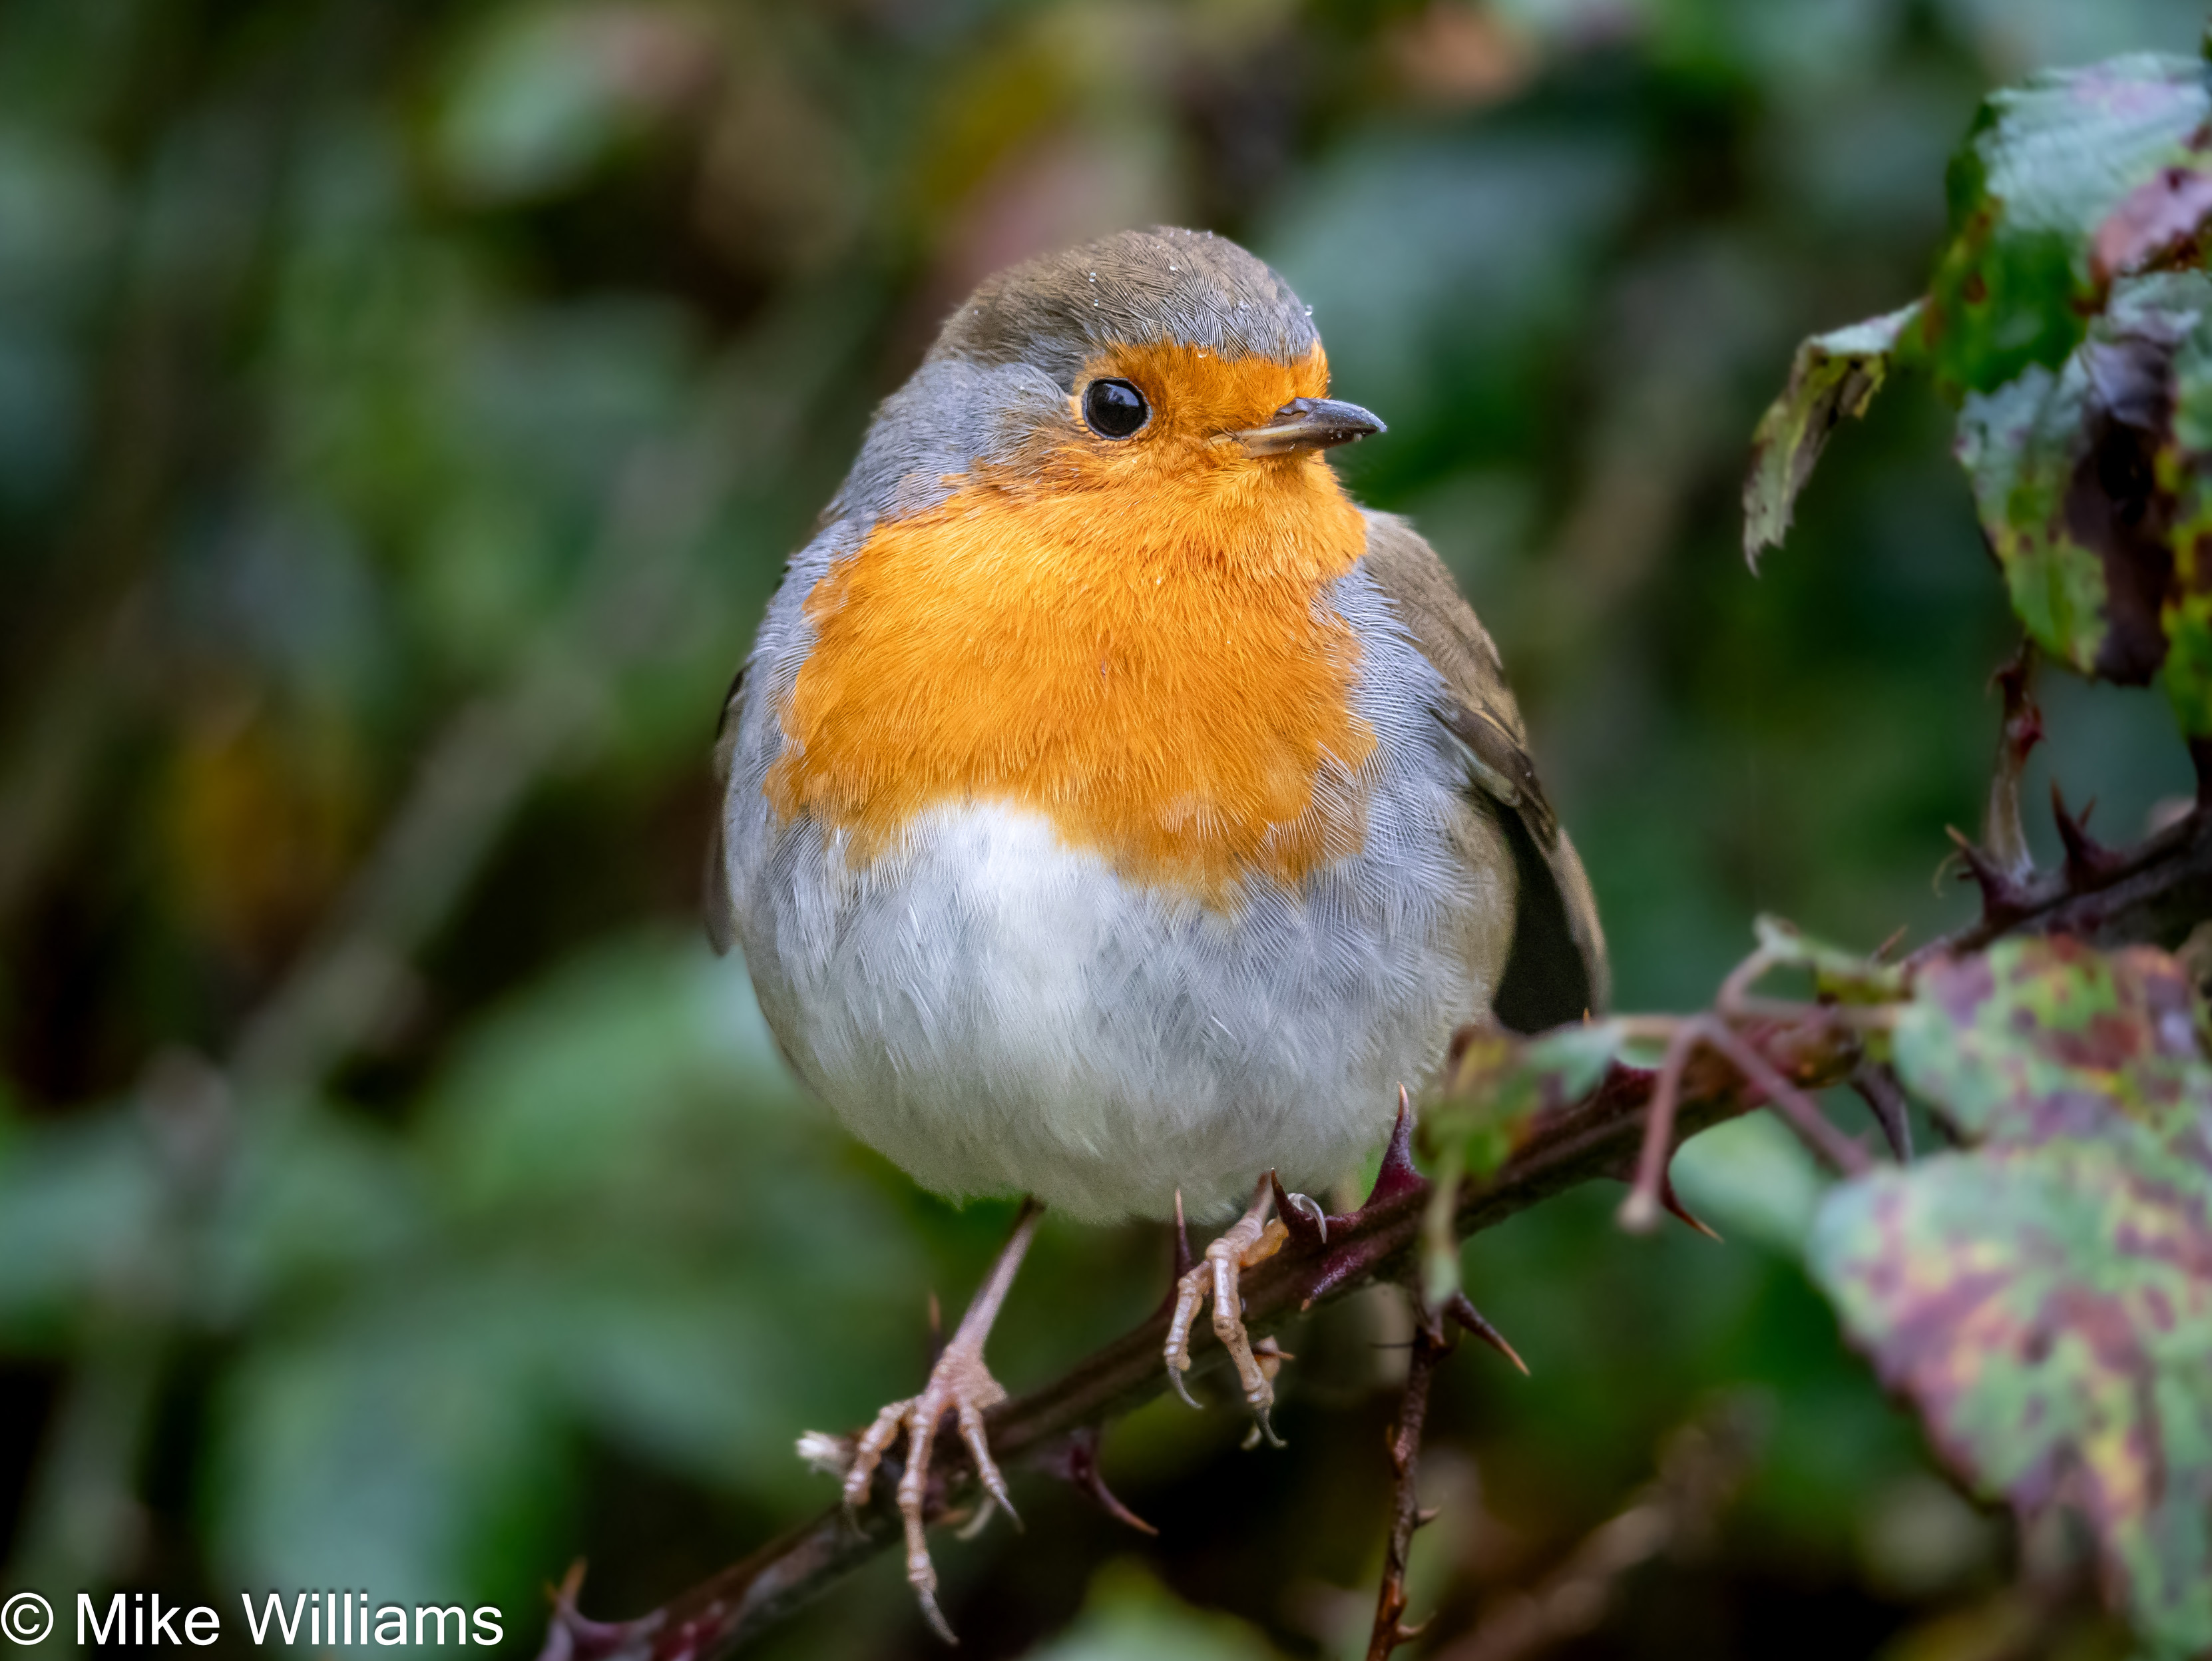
left=829, top=227, right=1382, bottom=528
left=776, top=230, right=1391, bottom=899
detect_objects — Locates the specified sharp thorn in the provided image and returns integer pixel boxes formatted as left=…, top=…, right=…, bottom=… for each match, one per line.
left=549, top=1559, right=588, bottom=1612
left=1415, top=1505, right=1442, bottom=1527
left=1444, top=1290, right=1530, bottom=1375
left=1944, top=826, right=2031, bottom=921
left=1097, top=1491, right=1158, bottom=1537
left=1036, top=1425, right=1159, bottom=1537
left=1081, top=1447, right=1156, bottom=1538
left=1361, top=1088, right=1427, bottom=1211
left=1094, top=1489, right=1155, bottom=1537
left=1658, top=1174, right=1724, bottom=1244
left=2052, top=781, right=2125, bottom=890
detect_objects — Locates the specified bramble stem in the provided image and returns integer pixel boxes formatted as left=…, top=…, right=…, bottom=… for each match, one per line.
left=1366, top=1307, right=1452, bottom=1661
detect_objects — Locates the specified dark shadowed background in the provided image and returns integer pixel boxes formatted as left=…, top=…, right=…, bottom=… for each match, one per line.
left=0, top=1, right=2200, bottom=1657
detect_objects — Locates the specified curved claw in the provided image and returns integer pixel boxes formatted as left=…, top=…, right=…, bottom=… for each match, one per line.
left=1285, top=1190, right=1328, bottom=1244
left=915, top=1584, right=957, bottom=1648
left=953, top=1495, right=998, bottom=1542
left=957, top=1397, right=1020, bottom=1531
left=1168, top=1362, right=1202, bottom=1409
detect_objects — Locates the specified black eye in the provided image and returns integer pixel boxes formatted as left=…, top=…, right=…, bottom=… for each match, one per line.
left=1082, top=377, right=1149, bottom=439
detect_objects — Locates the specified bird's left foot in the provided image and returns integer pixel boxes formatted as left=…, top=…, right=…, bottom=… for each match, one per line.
left=1164, top=1176, right=1299, bottom=1446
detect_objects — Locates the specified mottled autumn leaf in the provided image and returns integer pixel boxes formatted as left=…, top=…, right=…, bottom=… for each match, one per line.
left=1811, top=939, right=2212, bottom=1656
left=2094, top=165, right=2212, bottom=289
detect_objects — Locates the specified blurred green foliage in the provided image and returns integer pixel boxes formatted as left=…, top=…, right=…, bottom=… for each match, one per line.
left=0, top=1, right=2203, bottom=1658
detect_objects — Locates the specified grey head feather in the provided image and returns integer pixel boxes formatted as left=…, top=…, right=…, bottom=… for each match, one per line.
left=826, top=228, right=1321, bottom=535
left=821, top=356, right=1067, bottom=530
left=929, top=226, right=1320, bottom=389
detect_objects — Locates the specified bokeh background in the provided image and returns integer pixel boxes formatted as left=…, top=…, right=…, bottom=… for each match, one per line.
left=0, top=1, right=2202, bottom=1656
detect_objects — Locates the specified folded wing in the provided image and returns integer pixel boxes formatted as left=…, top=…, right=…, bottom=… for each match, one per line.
left=1362, top=511, right=1610, bottom=1030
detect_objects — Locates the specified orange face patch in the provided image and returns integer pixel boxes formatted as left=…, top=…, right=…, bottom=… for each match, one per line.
left=764, top=340, right=1377, bottom=899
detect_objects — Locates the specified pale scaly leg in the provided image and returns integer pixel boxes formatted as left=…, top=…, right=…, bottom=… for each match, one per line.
left=1164, top=1176, right=1293, bottom=1446
left=797, top=1198, right=1042, bottom=1644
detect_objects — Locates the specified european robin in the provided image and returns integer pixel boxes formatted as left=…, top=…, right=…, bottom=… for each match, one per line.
left=708, top=226, right=1606, bottom=1636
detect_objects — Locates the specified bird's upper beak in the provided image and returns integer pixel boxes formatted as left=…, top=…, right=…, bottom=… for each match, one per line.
left=1231, top=396, right=1387, bottom=457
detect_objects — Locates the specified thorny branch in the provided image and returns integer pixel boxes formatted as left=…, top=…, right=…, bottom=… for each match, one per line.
left=1367, top=1308, right=1454, bottom=1661
left=539, top=668, right=2212, bottom=1661
left=539, top=1018, right=1847, bottom=1661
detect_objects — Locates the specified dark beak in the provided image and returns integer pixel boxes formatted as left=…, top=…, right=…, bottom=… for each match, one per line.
left=1231, top=396, right=1387, bottom=457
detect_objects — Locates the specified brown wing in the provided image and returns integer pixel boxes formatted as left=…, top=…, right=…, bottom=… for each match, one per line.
left=703, top=666, right=746, bottom=956
left=1363, top=511, right=1610, bottom=1027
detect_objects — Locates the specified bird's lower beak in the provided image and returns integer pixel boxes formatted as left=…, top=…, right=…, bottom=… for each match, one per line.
left=1231, top=397, right=1387, bottom=457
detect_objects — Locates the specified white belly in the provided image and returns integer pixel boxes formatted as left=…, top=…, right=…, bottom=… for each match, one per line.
left=728, top=797, right=1504, bottom=1222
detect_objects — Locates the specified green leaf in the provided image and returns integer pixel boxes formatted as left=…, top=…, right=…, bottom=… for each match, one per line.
left=1431, top=1020, right=1623, bottom=1179
left=1752, top=914, right=1909, bottom=1004
left=1922, top=54, right=2212, bottom=401
left=1810, top=940, right=2212, bottom=1656
left=1421, top=1021, right=1622, bottom=1307
left=1743, top=304, right=1920, bottom=567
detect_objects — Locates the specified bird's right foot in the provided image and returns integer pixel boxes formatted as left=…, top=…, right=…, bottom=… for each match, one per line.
left=797, top=1198, right=1042, bottom=1644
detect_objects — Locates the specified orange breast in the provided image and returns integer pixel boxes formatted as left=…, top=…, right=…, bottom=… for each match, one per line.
left=764, top=341, right=1376, bottom=899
